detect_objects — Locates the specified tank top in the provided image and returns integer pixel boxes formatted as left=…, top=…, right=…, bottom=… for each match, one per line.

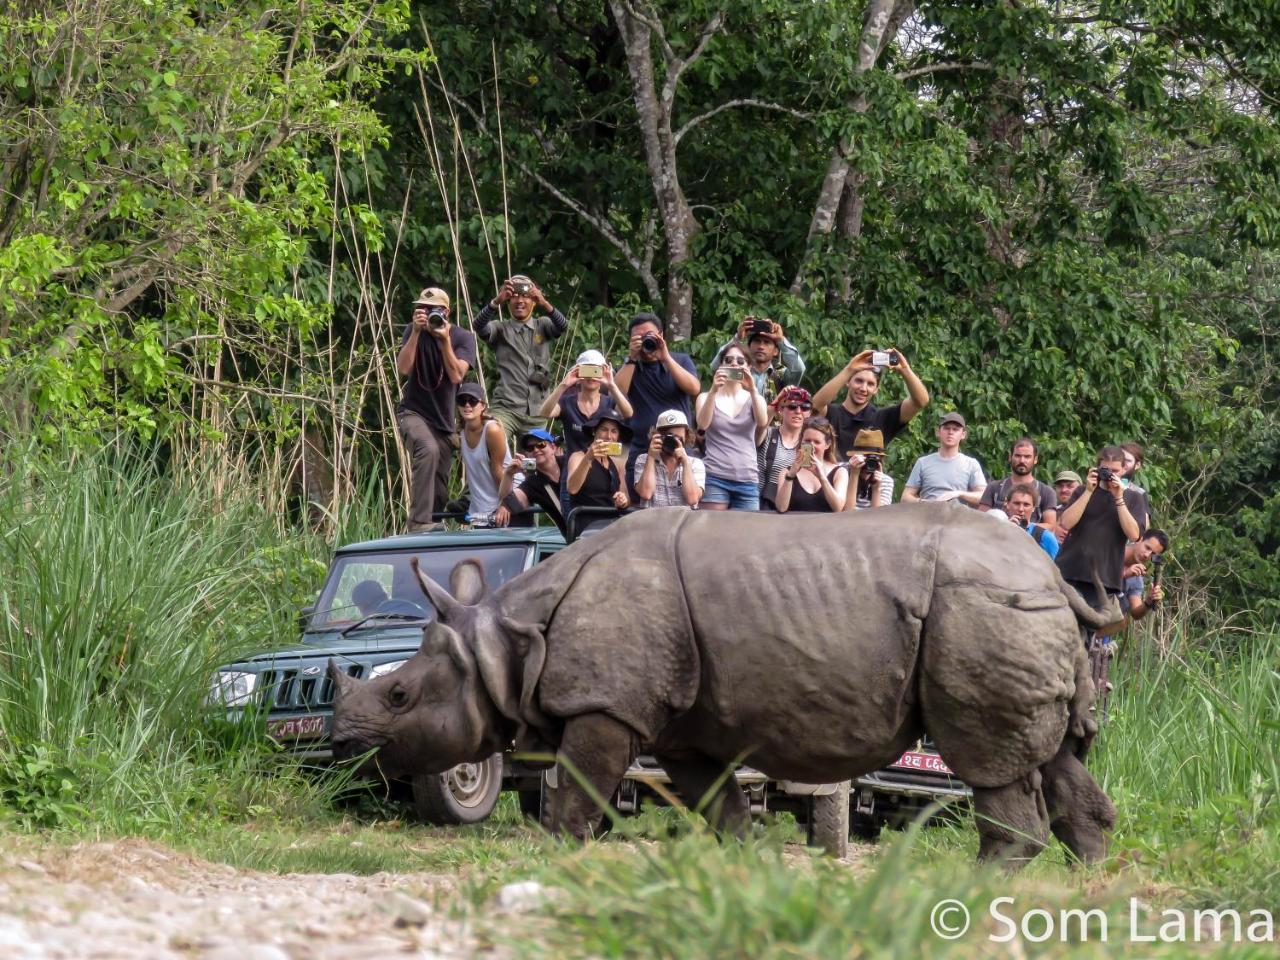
left=571, top=456, right=621, bottom=510
left=702, top=392, right=759, bottom=483
left=787, top=467, right=839, bottom=513
left=461, top=421, right=512, bottom=518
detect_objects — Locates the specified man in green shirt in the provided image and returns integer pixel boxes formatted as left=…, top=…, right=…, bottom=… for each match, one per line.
left=473, top=274, right=569, bottom=437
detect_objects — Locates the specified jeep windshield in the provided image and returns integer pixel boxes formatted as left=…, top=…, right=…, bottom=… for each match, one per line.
left=307, top=545, right=526, bottom=631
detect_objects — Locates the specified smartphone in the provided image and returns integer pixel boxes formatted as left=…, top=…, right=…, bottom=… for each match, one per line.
left=726, top=368, right=745, bottom=381
left=600, top=441, right=623, bottom=457
left=577, top=363, right=603, bottom=380
left=800, top=442, right=815, bottom=465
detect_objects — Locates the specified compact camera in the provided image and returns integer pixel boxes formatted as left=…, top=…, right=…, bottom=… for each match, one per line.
left=750, top=318, right=773, bottom=337
left=871, top=350, right=900, bottom=368
left=521, top=457, right=537, bottom=474
left=863, top=454, right=882, bottom=472
left=641, top=334, right=661, bottom=354
left=1096, top=466, right=1115, bottom=485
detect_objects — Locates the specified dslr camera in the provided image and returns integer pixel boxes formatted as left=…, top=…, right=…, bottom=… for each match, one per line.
left=1096, top=466, right=1115, bottom=486
left=641, top=333, right=661, bottom=354
left=511, top=277, right=532, bottom=296
left=426, top=307, right=448, bottom=330
left=863, top=454, right=882, bottom=472
left=661, top=434, right=680, bottom=455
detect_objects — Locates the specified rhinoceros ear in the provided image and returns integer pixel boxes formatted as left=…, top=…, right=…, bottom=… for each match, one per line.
left=419, top=621, right=476, bottom=680
left=327, top=659, right=354, bottom=698
left=411, top=556, right=463, bottom=622
left=449, top=558, right=487, bottom=606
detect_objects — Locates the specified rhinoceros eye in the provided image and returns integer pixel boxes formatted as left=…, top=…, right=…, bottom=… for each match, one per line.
left=387, top=686, right=409, bottom=709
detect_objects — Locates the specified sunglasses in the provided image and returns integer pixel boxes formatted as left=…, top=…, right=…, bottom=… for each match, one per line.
left=722, top=356, right=749, bottom=366
left=782, top=403, right=812, bottom=412
left=522, top=441, right=548, bottom=453
left=457, top=397, right=482, bottom=407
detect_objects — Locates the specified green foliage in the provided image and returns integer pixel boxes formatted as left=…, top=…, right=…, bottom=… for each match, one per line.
left=0, top=742, right=86, bottom=830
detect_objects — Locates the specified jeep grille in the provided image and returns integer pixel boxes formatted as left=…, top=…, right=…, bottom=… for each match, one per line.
left=260, top=663, right=364, bottom=709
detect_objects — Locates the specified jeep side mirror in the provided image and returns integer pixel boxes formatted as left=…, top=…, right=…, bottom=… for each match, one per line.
left=298, top=604, right=316, bottom=632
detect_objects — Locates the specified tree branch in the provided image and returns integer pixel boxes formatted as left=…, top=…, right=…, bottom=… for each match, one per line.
left=664, top=10, right=726, bottom=106
left=674, top=98, right=810, bottom=146
left=895, top=61, right=992, bottom=81
left=618, top=0, right=674, bottom=62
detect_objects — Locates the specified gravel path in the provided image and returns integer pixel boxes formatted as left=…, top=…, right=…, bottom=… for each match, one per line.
left=0, top=838, right=479, bottom=960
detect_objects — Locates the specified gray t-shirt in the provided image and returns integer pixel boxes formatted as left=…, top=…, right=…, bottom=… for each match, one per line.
left=905, top=452, right=986, bottom=501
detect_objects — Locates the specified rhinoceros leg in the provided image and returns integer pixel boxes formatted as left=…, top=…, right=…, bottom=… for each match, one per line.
left=552, top=712, right=639, bottom=841
left=972, top=771, right=1050, bottom=868
left=1040, top=742, right=1117, bottom=865
left=654, top=754, right=750, bottom=836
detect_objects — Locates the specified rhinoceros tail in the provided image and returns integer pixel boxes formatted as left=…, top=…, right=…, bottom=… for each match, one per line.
left=1055, top=569, right=1113, bottom=631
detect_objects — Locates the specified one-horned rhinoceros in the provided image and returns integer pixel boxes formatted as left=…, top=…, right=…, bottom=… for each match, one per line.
left=329, top=504, right=1117, bottom=865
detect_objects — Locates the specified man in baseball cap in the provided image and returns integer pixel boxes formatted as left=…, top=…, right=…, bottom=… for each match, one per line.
left=396, top=284, right=477, bottom=532
left=496, top=428, right=568, bottom=535
left=474, top=273, right=569, bottom=437
left=634, top=408, right=705, bottom=509
left=902, top=411, right=987, bottom=505
left=709, top=316, right=806, bottom=403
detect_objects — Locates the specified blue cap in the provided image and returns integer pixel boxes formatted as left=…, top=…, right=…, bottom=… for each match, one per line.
left=520, top=428, right=557, bottom=446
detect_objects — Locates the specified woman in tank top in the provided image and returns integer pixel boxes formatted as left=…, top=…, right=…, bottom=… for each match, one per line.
left=566, top=412, right=631, bottom=535
left=457, top=382, right=513, bottom=525
left=775, top=416, right=849, bottom=513
left=695, top=342, right=769, bottom=510
left=756, top=385, right=811, bottom=511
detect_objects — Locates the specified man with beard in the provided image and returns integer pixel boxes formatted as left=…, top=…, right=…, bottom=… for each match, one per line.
left=474, top=274, right=569, bottom=436
left=977, top=436, right=1059, bottom=530
left=810, top=347, right=930, bottom=459
left=710, top=316, right=805, bottom=402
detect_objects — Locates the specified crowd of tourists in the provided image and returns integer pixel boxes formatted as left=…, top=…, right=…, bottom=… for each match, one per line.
left=394, top=277, right=1168, bottom=635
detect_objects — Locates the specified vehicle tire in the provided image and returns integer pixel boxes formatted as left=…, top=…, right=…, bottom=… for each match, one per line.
left=807, top=782, right=851, bottom=858
left=410, top=754, right=503, bottom=825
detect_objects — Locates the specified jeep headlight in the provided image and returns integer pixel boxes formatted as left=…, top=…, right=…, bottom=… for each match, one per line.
left=208, top=670, right=258, bottom=707
left=369, top=659, right=407, bottom=679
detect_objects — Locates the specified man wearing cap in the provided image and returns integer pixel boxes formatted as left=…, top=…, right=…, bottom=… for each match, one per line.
left=634, top=410, right=706, bottom=509
left=843, top=429, right=894, bottom=510
left=902, top=412, right=987, bottom=504
left=977, top=437, right=1059, bottom=530
left=709, top=317, right=805, bottom=402
left=1052, top=470, right=1082, bottom=543
left=810, top=347, right=929, bottom=459
left=495, top=429, right=568, bottom=535
left=474, top=274, right=568, bottom=436
left=395, top=287, right=478, bottom=532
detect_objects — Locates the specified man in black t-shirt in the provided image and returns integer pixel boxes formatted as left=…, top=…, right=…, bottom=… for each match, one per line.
left=395, top=287, right=478, bottom=532
left=495, top=429, right=568, bottom=535
left=1056, top=445, right=1146, bottom=612
left=810, top=348, right=930, bottom=459
left=977, top=436, right=1060, bottom=530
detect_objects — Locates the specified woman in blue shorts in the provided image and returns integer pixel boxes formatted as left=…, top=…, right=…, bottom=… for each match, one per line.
left=695, top=341, right=770, bottom=510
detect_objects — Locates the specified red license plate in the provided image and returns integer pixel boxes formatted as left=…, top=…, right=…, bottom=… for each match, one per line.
left=266, top=715, right=327, bottom=740
left=890, top=750, right=954, bottom=775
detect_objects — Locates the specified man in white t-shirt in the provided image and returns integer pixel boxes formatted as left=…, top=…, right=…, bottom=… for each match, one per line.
left=901, top=411, right=986, bottom=504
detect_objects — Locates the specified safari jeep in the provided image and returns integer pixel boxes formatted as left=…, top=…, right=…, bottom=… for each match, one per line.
left=209, top=526, right=565, bottom=824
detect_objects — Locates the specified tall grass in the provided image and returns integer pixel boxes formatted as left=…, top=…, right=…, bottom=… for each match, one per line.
left=0, top=445, right=386, bottom=830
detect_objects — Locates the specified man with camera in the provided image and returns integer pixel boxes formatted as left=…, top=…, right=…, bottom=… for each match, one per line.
left=901, top=412, right=987, bottom=505
left=495, top=428, right=567, bottom=535
left=842, top=428, right=894, bottom=509
left=1003, top=486, right=1059, bottom=559
left=810, top=348, right=929, bottom=459
left=615, top=313, right=701, bottom=492
left=709, top=316, right=805, bottom=402
left=1055, top=446, right=1147, bottom=612
left=633, top=410, right=706, bottom=508
left=474, top=274, right=568, bottom=436
left=978, top=437, right=1059, bottom=529
left=395, top=287, right=477, bottom=532
left=1120, top=529, right=1168, bottom=622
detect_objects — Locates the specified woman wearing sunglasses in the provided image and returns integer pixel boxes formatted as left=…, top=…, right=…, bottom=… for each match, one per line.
left=456, top=382, right=513, bottom=526
left=757, top=385, right=811, bottom=511
left=695, top=341, right=770, bottom=511
left=775, top=416, right=849, bottom=513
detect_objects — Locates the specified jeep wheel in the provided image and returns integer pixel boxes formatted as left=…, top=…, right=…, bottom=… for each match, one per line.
left=807, top=782, right=851, bottom=858
left=410, top=754, right=503, bottom=825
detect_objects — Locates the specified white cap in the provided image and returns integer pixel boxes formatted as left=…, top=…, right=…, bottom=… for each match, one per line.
left=576, top=349, right=607, bottom=367
left=654, top=409, right=689, bottom=429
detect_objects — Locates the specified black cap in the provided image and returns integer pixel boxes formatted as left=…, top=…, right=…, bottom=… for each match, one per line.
left=456, top=382, right=487, bottom=403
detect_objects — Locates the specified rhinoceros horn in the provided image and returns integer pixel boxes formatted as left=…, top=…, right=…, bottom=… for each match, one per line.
left=326, top=658, right=354, bottom=697
left=410, top=556, right=464, bottom=621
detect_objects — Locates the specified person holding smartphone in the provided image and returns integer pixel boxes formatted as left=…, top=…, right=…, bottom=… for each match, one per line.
left=695, top=342, right=770, bottom=510
left=775, top=416, right=849, bottom=513
left=566, top=413, right=631, bottom=534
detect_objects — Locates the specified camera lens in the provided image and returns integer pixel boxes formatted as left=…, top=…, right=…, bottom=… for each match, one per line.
left=661, top=435, right=677, bottom=454
left=641, top=334, right=660, bottom=353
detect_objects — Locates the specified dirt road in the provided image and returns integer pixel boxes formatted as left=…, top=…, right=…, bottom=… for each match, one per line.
left=0, top=839, right=479, bottom=960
